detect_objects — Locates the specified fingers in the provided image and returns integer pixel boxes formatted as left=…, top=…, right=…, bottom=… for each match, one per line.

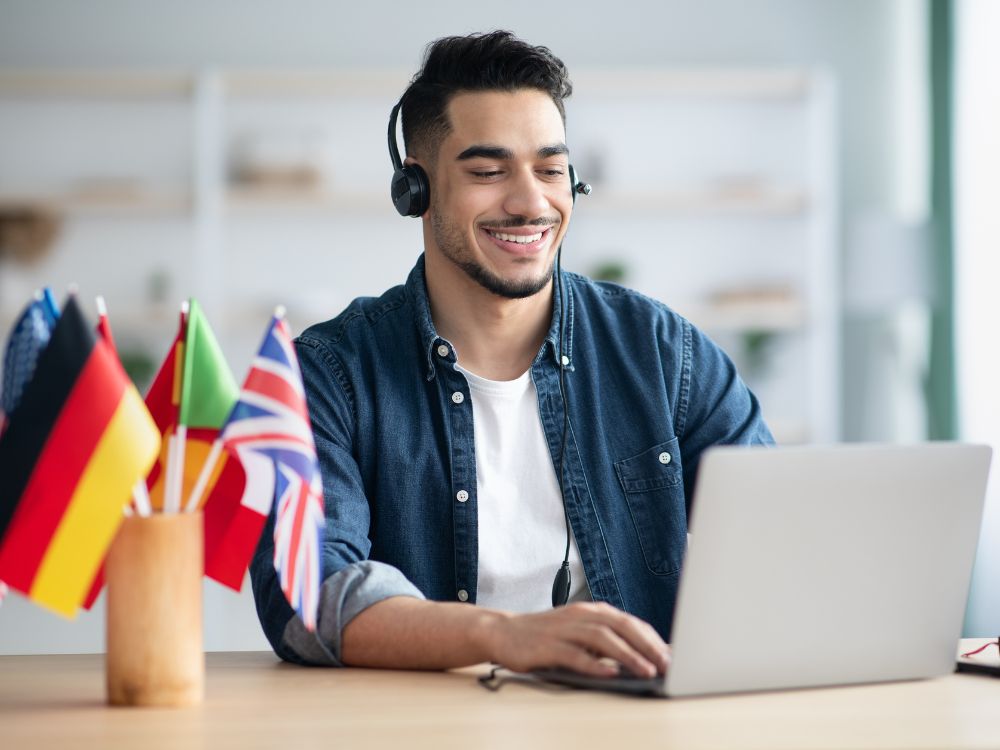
left=569, top=602, right=671, bottom=675
left=490, top=603, right=670, bottom=678
left=566, top=621, right=660, bottom=678
left=550, top=642, right=620, bottom=677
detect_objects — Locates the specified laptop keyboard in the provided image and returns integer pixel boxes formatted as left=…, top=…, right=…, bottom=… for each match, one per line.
left=530, top=665, right=667, bottom=697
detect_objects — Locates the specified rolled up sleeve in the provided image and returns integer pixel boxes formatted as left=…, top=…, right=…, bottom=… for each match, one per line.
left=249, top=336, right=425, bottom=666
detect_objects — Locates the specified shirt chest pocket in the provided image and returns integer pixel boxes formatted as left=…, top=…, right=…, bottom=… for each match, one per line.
left=614, top=437, right=686, bottom=576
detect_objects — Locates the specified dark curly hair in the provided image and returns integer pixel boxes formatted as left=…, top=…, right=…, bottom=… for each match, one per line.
left=399, top=30, right=573, bottom=163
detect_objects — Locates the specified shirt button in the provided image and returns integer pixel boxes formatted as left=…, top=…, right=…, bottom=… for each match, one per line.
left=451, top=391, right=465, bottom=404
left=561, top=355, right=570, bottom=367
left=659, top=452, right=672, bottom=465
left=457, top=589, right=469, bottom=602
left=437, top=344, right=450, bottom=358
left=456, top=490, right=469, bottom=503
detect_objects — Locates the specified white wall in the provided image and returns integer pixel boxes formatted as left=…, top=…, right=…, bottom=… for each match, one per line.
left=0, top=0, right=923, bottom=653
left=956, top=0, right=1000, bottom=638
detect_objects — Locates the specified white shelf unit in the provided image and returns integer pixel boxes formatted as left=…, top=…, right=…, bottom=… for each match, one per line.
left=565, top=68, right=840, bottom=444
left=0, top=67, right=839, bottom=443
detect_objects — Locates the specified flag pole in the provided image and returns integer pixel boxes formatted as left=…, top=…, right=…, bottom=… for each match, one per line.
left=163, top=432, right=177, bottom=513
left=166, top=427, right=187, bottom=514
left=184, top=438, right=223, bottom=513
left=132, top=482, right=153, bottom=517
left=163, top=301, right=190, bottom=514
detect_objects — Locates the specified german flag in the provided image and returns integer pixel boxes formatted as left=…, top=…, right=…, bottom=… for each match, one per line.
left=0, top=296, right=159, bottom=617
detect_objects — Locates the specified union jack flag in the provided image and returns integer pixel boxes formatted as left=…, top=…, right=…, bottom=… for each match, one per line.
left=215, top=311, right=325, bottom=631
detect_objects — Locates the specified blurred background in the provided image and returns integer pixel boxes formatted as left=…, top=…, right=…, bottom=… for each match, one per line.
left=1, top=0, right=997, bottom=653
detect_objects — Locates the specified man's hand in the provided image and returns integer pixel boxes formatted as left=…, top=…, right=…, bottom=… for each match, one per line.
left=483, top=601, right=670, bottom=678
left=341, top=597, right=669, bottom=677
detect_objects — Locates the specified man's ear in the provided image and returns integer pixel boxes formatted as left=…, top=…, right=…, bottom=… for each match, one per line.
left=397, top=156, right=432, bottom=219
left=403, top=155, right=430, bottom=179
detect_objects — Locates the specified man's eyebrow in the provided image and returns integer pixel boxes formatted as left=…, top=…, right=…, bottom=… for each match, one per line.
left=455, top=143, right=570, bottom=161
left=537, top=144, right=569, bottom=158
left=456, top=145, right=514, bottom=161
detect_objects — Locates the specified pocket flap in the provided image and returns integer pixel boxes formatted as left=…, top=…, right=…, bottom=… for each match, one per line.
left=615, top=437, right=682, bottom=493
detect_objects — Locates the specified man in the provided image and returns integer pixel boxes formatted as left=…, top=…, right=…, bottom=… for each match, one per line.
left=250, top=31, right=772, bottom=679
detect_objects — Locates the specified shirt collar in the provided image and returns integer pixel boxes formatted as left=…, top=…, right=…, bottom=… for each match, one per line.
left=405, top=255, right=445, bottom=381
left=542, top=266, right=576, bottom=372
left=405, top=253, right=576, bottom=380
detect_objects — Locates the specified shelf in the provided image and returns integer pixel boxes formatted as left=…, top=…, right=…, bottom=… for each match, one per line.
left=681, top=300, right=806, bottom=333
left=581, top=187, right=808, bottom=217
left=0, top=190, right=190, bottom=217
left=572, top=69, right=811, bottom=99
left=223, top=69, right=410, bottom=97
left=224, top=186, right=390, bottom=216
left=0, top=71, right=192, bottom=98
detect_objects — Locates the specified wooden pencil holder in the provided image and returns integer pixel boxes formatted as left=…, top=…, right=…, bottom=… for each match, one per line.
left=105, top=512, right=204, bottom=707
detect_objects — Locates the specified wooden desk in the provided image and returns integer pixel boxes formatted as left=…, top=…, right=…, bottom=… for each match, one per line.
left=3, top=643, right=1000, bottom=750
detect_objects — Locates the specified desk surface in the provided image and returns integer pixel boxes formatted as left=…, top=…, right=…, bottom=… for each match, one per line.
left=3, top=643, right=1000, bottom=750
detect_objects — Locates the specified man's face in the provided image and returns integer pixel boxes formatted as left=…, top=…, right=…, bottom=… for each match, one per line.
left=423, top=88, right=573, bottom=300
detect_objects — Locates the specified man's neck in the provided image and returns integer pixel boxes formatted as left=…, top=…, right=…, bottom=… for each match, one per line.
left=424, top=251, right=553, bottom=381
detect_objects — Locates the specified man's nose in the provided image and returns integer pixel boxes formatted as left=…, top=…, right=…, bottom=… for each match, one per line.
left=502, top=168, right=550, bottom=220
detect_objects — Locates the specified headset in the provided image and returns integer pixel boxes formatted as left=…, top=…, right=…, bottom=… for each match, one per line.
left=388, top=99, right=591, bottom=607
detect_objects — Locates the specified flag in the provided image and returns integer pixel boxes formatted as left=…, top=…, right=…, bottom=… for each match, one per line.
left=180, top=299, right=238, bottom=434
left=203, top=312, right=324, bottom=630
left=0, top=296, right=160, bottom=617
left=0, top=289, right=59, bottom=605
left=80, top=297, right=119, bottom=611
left=1, top=288, right=59, bottom=433
left=144, top=306, right=187, bottom=512
left=80, top=296, right=149, bottom=611
left=272, top=462, right=325, bottom=631
left=162, top=299, right=238, bottom=513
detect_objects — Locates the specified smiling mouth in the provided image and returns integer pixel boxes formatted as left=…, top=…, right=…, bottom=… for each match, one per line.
left=484, top=228, right=546, bottom=244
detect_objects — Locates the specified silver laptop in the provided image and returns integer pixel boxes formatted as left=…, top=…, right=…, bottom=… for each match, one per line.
left=538, top=443, right=992, bottom=697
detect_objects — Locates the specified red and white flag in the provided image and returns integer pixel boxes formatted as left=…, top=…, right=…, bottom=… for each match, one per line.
left=202, top=310, right=324, bottom=630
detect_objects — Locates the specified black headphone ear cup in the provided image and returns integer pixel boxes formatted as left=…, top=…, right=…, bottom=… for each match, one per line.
left=391, top=163, right=430, bottom=217
left=569, top=164, right=579, bottom=206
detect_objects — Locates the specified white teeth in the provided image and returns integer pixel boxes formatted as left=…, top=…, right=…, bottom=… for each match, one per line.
left=488, top=230, right=543, bottom=244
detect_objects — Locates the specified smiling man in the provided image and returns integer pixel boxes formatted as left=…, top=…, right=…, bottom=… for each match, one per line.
left=250, top=31, right=773, bottom=679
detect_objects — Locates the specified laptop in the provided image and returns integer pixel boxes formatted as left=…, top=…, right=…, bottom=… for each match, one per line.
left=534, top=442, right=992, bottom=697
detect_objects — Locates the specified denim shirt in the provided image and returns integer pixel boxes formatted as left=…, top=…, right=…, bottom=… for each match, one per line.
left=250, top=254, right=773, bottom=666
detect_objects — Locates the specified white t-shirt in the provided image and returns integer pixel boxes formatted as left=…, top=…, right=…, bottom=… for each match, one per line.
left=458, top=365, right=590, bottom=612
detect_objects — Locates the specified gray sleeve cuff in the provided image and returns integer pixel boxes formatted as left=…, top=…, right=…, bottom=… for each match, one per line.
left=280, top=560, right=426, bottom=666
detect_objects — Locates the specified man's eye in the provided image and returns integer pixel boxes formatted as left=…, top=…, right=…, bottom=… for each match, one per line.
left=541, top=169, right=566, bottom=177
left=472, top=170, right=502, bottom=178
